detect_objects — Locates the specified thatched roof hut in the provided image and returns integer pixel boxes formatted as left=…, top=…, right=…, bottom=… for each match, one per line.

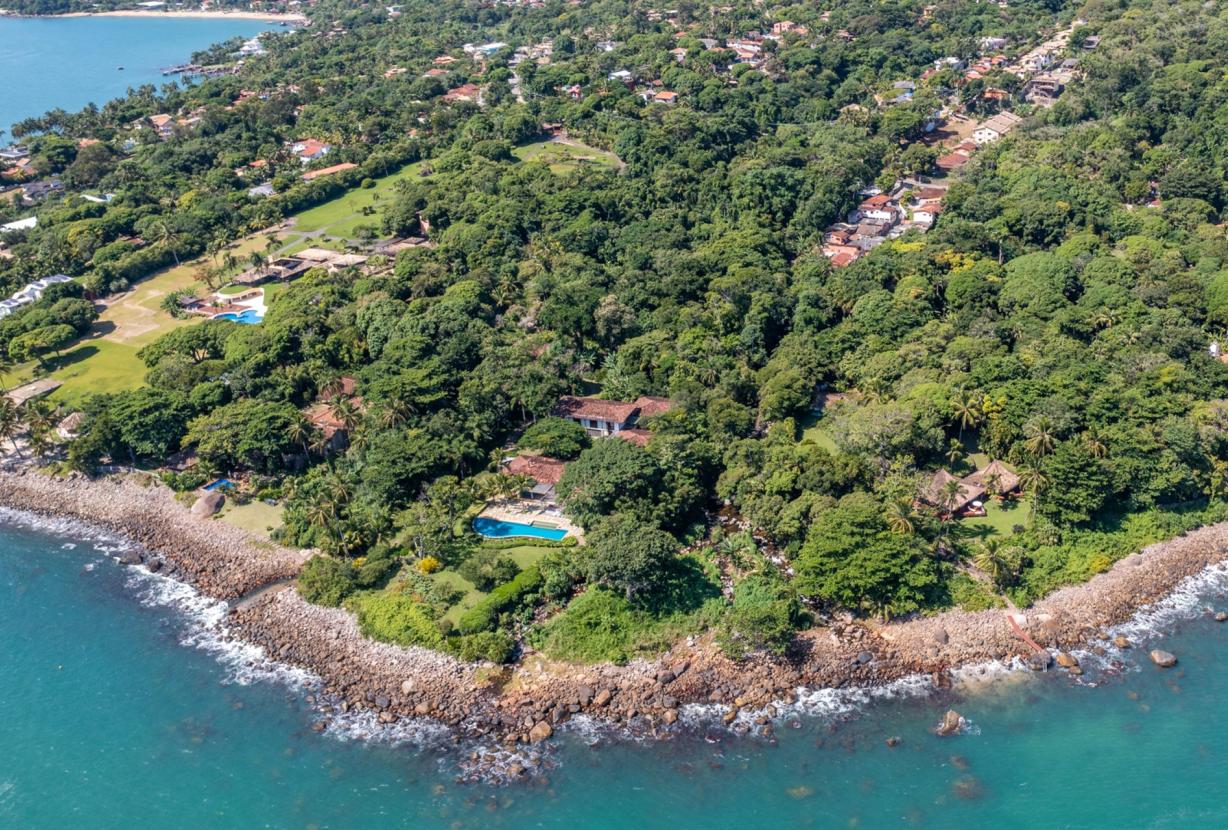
left=962, top=459, right=1020, bottom=496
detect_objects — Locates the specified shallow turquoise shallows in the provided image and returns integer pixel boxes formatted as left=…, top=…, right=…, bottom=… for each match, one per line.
left=3, top=512, right=1228, bottom=829
left=473, top=516, right=569, bottom=540
left=0, top=16, right=276, bottom=132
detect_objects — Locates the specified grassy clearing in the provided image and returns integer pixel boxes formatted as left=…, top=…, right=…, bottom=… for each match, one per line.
left=289, top=162, right=423, bottom=240
left=3, top=238, right=267, bottom=405
left=961, top=498, right=1030, bottom=540
left=513, top=138, right=622, bottom=175
left=431, top=544, right=557, bottom=625
left=798, top=412, right=839, bottom=453
left=218, top=500, right=284, bottom=539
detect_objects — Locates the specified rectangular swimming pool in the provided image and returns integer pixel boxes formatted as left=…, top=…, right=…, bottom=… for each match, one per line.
left=472, top=517, right=569, bottom=541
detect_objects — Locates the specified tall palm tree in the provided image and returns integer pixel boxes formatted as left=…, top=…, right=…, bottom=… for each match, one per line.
left=148, top=220, right=182, bottom=267
left=1018, top=465, right=1049, bottom=521
left=0, top=398, right=21, bottom=458
left=1023, top=415, right=1057, bottom=458
left=945, top=438, right=963, bottom=468
left=951, top=390, right=981, bottom=441
left=328, top=397, right=360, bottom=433
left=286, top=418, right=313, bottom=455
left=885, top=500, right=916, bottom=536
left=1081, top=428, right=1108, bottom=459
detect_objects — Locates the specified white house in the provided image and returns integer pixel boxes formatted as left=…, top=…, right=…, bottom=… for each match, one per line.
left=973, top=111, right=1023, bottom=144
left=0, top=216, right=37, bottom=234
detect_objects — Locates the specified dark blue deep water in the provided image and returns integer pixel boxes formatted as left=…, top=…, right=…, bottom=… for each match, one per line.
left=3, top=512, right=1228, bottom=828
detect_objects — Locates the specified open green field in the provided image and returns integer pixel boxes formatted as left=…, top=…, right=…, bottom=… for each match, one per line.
left=512, top=138, right=622, bottom=175
left=961, top=497, right=1031, bottom=540
left=1, top=238, right=267, bottom=406
left=798, top=412, right=839, bottom=453
left=286, top=162, right=424, bottom=243
left=218, top=500, right=285, bottom=539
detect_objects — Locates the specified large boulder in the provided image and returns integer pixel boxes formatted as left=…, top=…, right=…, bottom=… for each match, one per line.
left=935, top=710, right=964, bottom=737
left=191, top=490, right=224, bottom=517
left=1149, top=649, right=1178, bottom=668
left=1055, top=652, right=1079, bottom=669
left=528, top=720, right=553, bottom=743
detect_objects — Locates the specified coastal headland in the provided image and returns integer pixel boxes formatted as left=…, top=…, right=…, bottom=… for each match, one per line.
left=2, top=469, right=1225, bottom=750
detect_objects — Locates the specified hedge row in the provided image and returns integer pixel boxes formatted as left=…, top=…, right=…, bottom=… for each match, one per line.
left=479, top=536, right=578, bottom=551
left=455, top=564, right=544, bottom=635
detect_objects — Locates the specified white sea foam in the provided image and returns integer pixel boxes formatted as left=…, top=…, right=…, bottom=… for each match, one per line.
left=124, top=565, right=318, bottom=690
left=322, top=709, right=451, bottom=748
left=1106, top=561, right=1228, bottom=647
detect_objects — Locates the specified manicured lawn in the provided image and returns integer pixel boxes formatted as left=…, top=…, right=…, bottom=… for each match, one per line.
left=435, top=570, right=485, bottom=626
left=218, top=500, right=284, bottom=539
left=290, top=162, right=423, bottom=240
left=1, top=239, right=268, bottom=405
left=961, top=497, right=1031, bottom=540
left=513, top=138, right=622, bottom=175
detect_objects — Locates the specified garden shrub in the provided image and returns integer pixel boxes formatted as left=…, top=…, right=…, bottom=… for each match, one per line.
left=297, top=555, right=356, bottom=607
left=455, top=565, right=543, bottom=635
left=350, top=592, right=443, bottom=648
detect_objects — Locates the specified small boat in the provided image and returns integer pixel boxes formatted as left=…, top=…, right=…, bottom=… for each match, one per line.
left=117, top=65, right=124, bottom=70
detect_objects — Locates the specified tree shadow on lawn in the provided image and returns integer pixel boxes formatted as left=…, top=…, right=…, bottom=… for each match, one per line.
left=41, top=344, right=99, bottom=373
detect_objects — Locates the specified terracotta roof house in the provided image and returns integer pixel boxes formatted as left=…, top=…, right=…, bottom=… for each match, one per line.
left=556, top=395, right=641, bottom=436
left=504, top=453, right=567, bottom=499
left=632, top=396, right=673, bottom=419
left=617, top=428, right=652, bottom=447
left=291, top=138, right=331, bottom=162
left=652, top=90, right=679, bottom=104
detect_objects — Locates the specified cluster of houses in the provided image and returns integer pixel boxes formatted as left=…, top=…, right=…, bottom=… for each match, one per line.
left=821, top=185, right=948, bottom=266
left=917, top=460, right=1021, bottom=518
left=0, top=274, right=72, bottom=320
left=500, top=395, right=675, bottom=501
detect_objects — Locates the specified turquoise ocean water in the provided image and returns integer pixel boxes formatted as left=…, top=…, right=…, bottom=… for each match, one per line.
left=2, top=511, right=1228, bottom=828
left=0, top=16, right=276, bottom=133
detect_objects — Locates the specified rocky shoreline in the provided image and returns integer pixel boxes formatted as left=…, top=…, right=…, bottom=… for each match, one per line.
left=3, top=469, right=1228, bottom=751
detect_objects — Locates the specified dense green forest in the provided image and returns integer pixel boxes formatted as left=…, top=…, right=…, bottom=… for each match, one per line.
left=5, top=0, right=1228, bottom=664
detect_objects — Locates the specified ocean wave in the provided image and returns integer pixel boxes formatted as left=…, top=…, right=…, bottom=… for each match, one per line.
left=1107, top=561, right=1228, bottom=647
left=123, top=565, right=318, bottom=691
left=321, top=708, right=452, bottom=748
left=0, top=505, right=137, bottom=556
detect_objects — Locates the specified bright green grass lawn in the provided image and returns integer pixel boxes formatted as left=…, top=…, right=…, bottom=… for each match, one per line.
left=2, top=239, right=268, bottom=405
left=435, top=570, right=485, bottom=626
left=290, top=162, right=423, bottom=239
left=218, top=501, right=284, bottom=539
left=798, top=412, right=840, bottom=453
left=512, top=138, right=622, bottom=175
left=433, top=545, right=558, bottom=625
left=961, top=497, right=1031, bottom=540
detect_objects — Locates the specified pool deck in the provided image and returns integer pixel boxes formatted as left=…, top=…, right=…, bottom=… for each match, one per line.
left=477, top=500, right=584, bottom=542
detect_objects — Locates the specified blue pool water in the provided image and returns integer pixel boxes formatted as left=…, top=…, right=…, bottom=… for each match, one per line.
left=202, top=478, right=233, bottom=492
left=473, top=516, right=569, bottom=540
left=214, top=309, right=263, bottom=324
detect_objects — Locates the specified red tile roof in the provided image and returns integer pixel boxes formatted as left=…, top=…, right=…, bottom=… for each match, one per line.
left=504, top=453, right=567, bottom=484
left=556, top=395, right=640, bottom=424
left=302, top=162, right=358, bottom=181
left=632, top=396, right=673, bottom=419
left=617, top=428, right=652, bottom=447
